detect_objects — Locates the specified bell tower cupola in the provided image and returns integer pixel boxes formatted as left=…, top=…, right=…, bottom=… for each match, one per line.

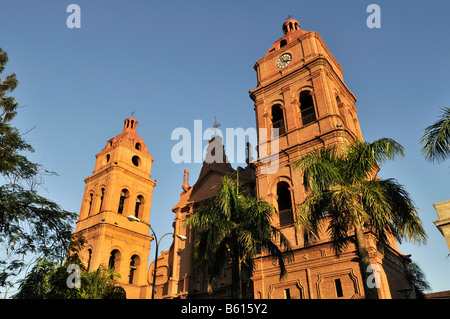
left=282, top=18, right=301, bottom=35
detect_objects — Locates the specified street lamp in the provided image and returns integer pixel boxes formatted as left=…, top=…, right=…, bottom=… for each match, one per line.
left=127, top=215, right=187, bottom=299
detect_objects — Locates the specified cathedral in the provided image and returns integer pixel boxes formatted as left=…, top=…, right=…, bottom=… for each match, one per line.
left=73, top=18, right=415, bottom=299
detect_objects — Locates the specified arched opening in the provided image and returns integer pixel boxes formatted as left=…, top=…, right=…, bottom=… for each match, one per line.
left=103, top=154, right=110, bottom=165
left=128, top=255, right=141, bottom=284
left=276, top=182, right=294, bottom=226
left=280, top=39, right=287, bottom=48
left=271, top=104, right=285, bottom=135
left=99, top=187, right=105, bottom=213
left=134, top=195, right=144, bottom=218
left=336, top=95, right=347, bottom=125
left=132, top=155, right=140, bottom=167
left=87, top=248, right=92, bottom=271
left=87, top=192, right=94, bottom=216
left=108, top=249, right=122, bottom=273
left=118, top=189, right=129, bottom=214
left=300, top=91, right=317, bottom=125
left=135, top=142, right=141, bottom=151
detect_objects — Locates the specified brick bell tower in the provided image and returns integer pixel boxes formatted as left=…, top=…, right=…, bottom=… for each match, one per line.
left=249, top=18, right=363, bottom=236
left=249, top=19, right=412, bottom=299
left=73, top=117, right=156, bottom=299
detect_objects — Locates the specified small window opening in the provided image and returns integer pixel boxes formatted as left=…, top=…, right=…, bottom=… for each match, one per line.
left=118, top=189, right=128, bottom=214
left=280, top=39, right=287, bottom=48
left=271, top=104, right=285, bottom=136
left=336, top=96, right=347, bottom=125
left=132, top=155, right=140, bottom=167
left=300, top=91, right=317, bottom=125
left=129, top=255, right=140, bottom=284
left=88, top=192, right=94, bottom=215
left=277, top=182, right=294, bottom=226
left=134, top=195, right=144, bottom=218
left=135, top=143, right=141, bottom=151
left=129, top=256, right=136, bottom=284
left=99, top=188, right=105, bottom=212
left=284, top=288, right=291, bottom=299
left=335, top=279, right=343, bottom=298
left=109, top=250, right=119, bottom=270
left=87, top=249, right=92, bottom=271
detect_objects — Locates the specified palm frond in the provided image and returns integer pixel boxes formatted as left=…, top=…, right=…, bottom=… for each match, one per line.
left=293, top=146, right=342, bottom=192
left=344, top=138, right=404, bottom=182
left=420, top=107, right=450, bottom=163
left=379, top=178, right=427, bottom=245
left=295, top=191, right=330, bottom=246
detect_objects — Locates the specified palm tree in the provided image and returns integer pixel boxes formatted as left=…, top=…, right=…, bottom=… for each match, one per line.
left=185, top=175, right=293, bottom=299
left=13, top=259, right=125, bottom=299
left=293, top=138, right=427, bottom=299
left=79, top=266, right=126, bottom=299
left=420, top=107, right=450, bottom=163
left=406, top=262, right=431, bottom=299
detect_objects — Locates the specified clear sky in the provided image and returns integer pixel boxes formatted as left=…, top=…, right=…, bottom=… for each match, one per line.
left=2, top=0, right=450, bottom=294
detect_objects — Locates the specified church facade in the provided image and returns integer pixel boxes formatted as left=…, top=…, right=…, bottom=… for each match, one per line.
left=72, top=19, right=416, bottom=299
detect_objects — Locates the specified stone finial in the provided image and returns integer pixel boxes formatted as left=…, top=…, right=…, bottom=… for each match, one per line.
left=182, top=169, right=190, bottom=192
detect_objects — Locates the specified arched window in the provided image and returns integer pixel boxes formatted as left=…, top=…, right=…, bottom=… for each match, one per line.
left=87, top=248, right=92, bottom=271
left=277, top=182, right=294, bottom=226
left=134, top=195, right=144, bottom=218
left=108, top=249, right=121, bottom=271
left=280, top=39, right=287, bottom=48
left=87, top=192, right=94, bottom=215
left=132, top=155, right=140, bottom=167
left=336, top=95, right=347, bottom=125
left=99, top=187, right=105, bottom=213
left=128, top=255, right=141, bottom=284
left=271, top=104, right=285, bottom=135
left=300, top=91, right=316, bottom=125
left=118, top=189, right=129, bottom=214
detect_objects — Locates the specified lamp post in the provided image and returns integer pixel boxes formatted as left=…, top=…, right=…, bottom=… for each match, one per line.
left=127, top=215, right=187, bottom=299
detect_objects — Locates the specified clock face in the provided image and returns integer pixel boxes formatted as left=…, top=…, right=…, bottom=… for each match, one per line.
left=276, top=53, right=292, bottom=69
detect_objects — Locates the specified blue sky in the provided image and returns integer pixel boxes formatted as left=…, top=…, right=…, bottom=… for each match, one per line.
left=2, top=0, right=450, bottom=294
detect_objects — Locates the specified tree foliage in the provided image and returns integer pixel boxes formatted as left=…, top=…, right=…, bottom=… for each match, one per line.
left=420, top=107, right=450, bottom=163
left=406, top=262, right=431, bottom=299
left=0, top=47, right=77, bottom=294
left=12, top=238, right=126, bottom=299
